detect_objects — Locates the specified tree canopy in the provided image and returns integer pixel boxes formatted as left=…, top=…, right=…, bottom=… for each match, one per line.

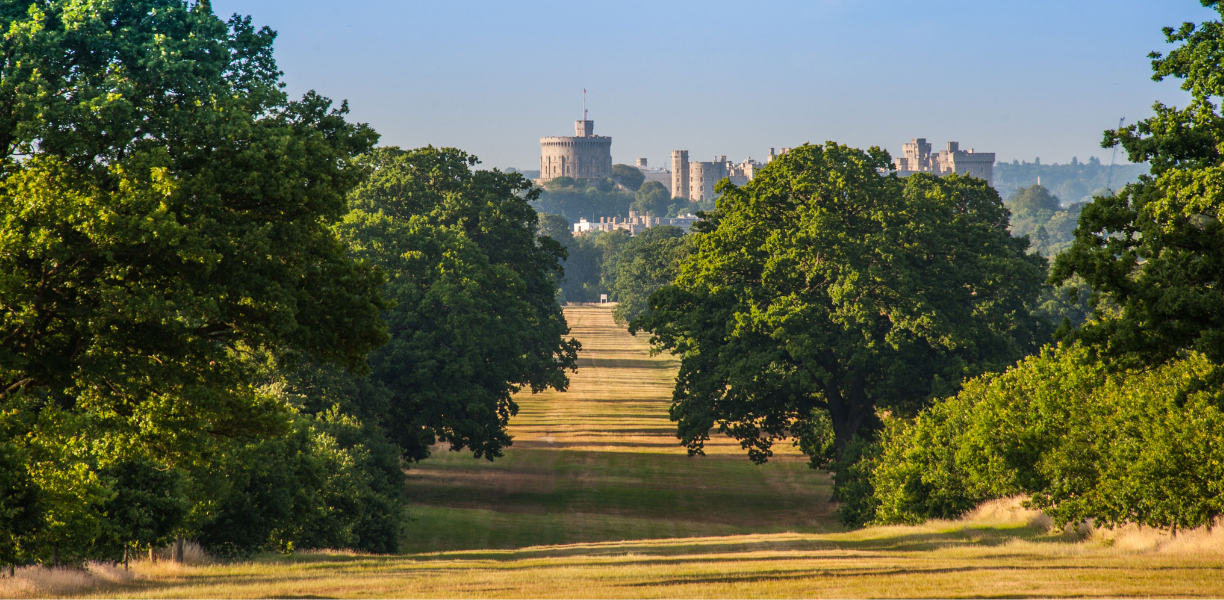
left=0, top=0, right=397, bottom=565
left=631, top=181, right=672, bottom=216
left=1052, top=2, right=1224, bottom=366
left=631, top=143, right=1050, bottom=462
left=0, top=0, right=388, bottom=469
left=341, top=147, right=581, bottom=461
left=1005, top=184, right=1085, bottom=256
left=612, top=164, right=646, bottom=191
left=608, top=226, right=690, bottom=324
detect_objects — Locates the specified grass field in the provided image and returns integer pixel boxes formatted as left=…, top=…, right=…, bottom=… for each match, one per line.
left=8, top=305, right=1224, bottom=598
left=400, top=305, right=836, bottom=553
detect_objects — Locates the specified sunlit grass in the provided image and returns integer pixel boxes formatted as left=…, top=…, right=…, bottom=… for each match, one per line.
left=25, top=513, right=1223, bottom=598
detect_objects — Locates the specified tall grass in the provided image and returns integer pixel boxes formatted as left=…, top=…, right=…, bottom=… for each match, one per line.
left=0, top=541, right=210, bottom=598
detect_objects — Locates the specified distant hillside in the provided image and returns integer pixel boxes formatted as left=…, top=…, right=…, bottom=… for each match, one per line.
left=994, top=157, right=1148, bottom=204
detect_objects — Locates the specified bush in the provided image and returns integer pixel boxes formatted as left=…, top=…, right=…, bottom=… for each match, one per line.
left=195, top=408, right=404, bottom=557
left=868, top=344, right=1224, bottom=532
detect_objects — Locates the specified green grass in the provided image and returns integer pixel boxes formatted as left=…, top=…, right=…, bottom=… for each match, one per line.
left=399, top=305, right=837, bottom=552
left=13, top=305, right=1224, bottom=598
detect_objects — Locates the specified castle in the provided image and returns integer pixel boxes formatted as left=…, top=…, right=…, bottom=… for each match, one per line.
left=670, top=149, right=785, bottom=201
left=536, top=107, right=997, bottom=207
left=538, top=117, right=612, bottom=183
left=893, top=139, right=995, bottom=185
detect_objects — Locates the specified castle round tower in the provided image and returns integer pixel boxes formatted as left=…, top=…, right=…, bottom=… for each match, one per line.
left=539, top=119, right=612, bottom=183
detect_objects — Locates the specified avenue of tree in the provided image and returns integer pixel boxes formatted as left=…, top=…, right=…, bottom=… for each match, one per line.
left=2, top=0, right=1222, bottom=571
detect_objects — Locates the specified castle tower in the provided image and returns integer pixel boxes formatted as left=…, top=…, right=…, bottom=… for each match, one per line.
left=671, top=150, right=689, bottom=201
left=539, top=117, right=612, bottom=184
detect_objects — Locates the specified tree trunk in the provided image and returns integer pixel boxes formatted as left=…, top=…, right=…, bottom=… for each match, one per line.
left=124, top=545, right=129, bottom=570
left=173, top=537, right=183, bottom=563
left=51, top=546, right=57, bottom=568
left=149, top=546, right=155, bottom=563
left=825, top=375, right=871, bottom=461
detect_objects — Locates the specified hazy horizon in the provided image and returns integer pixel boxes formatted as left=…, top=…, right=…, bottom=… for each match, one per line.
left=213, top=0, right=1215, bottom=171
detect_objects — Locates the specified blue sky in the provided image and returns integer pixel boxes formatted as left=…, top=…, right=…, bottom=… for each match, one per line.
left=213, top=0, right=1217, bottom=171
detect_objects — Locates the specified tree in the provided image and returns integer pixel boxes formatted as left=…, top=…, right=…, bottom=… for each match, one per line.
left=1007, top=184, right=1062, bottom=217
left=0, top=0, right=389, bottom=564
left=0, top=0, right=388, bottom=447
left=531, top=179, right=634, bottom=223
left=341, top=147, right=580, bottom=461
left=609, top=227, right=690, bottom=324
left=869, top=343, right=1224, bottom=533
left=631, top=181, right=672, bottom=216
left=631, top=143, right=1049, bottom=462
left=612, top=164, right=646, bottom=191
left=537, top=213, right=572, bottom=244
left=1052, top=3, right=1224, bottom=366
left=99, top=459, right=189, bottom=563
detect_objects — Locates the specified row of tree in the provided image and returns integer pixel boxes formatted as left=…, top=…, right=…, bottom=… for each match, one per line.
left=993, top=156, right=1147, bottom=204
left=0, top=1, right=577, bottom=566
left=622, top=3, right=1224, bottom=533
left=537, top=217, right=692, bottom=324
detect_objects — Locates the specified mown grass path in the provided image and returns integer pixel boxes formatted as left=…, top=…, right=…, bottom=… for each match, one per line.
left=401, top=305, right=837, bottom=552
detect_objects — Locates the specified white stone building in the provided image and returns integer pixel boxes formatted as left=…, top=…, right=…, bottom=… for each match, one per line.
left=634, top=158, right=672, bottom=195
left=572, top=211, right=700, bottom=235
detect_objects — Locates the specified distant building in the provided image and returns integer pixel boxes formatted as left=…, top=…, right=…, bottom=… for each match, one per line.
left=671, top=151, right=689, bottom=201
left=894, top=139, right=995, bottom=186
left=671, top=152, right=773, bottom=201
left=538, top=117, right=612, bottom=184
left=634, top=158, right=672, bottom=194
left=572, top=211, right=700, bottom=235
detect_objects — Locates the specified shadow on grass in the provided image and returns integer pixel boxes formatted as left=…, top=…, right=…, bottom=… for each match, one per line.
left=616, top=564, right=1132, bottom=588
left=392, top=523, right=1066, bottom=562
left=575, top=358, right=670, bottom=370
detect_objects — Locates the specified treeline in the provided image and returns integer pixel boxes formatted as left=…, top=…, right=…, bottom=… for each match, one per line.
left=627, top=6, right=1224, bottom=535
left=530, top=166, right=712, bottom=223
left=0, top=1, right=577, bottom=567
left=1005, top=183, right=1084, bottom=256
left=537, top=217, right=690, bottom=324
left=994, top=157, right=1147, bottom=203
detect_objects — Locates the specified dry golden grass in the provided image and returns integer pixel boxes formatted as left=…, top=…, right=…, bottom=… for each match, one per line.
left=12, top=305, right=1223, bottom=598
left=19, top=509, right=1224, bottom=598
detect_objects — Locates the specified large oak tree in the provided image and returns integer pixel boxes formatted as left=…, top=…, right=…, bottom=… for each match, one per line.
left=632, top=143, right=1050, bottom=462
left=340, top=147, right=580, bottom=461
left=0, top=0, right=388, bottom=564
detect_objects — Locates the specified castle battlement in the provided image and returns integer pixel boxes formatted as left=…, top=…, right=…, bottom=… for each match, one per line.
left=894, top=138, right=995, bottom=186
left=538, top=117, right=613, bottom=183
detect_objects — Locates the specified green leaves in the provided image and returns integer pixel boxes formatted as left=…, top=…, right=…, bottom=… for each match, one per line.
left=341, top=147, right=580, bottom=462
left=633, top=143, right=1049, bottom=464
left=1055, top=4, right=1224, bottom=366
left=0, top=0, right=390, bottom=562
left=609, top=226, right=690, bottom=324
left=870, top=344, right=1224, bottom=532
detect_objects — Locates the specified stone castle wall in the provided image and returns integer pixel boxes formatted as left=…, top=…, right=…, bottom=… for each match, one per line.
left=539, top=120, right=612, bottom=183
left=671, top=150, right=689, bottom=201
left=895, top=138, right=995, bottom=186
left=689, top=160, right=728, bottom=202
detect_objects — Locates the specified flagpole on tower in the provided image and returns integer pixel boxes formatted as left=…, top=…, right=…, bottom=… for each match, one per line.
left=583, top=89, right=587, bottom=121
